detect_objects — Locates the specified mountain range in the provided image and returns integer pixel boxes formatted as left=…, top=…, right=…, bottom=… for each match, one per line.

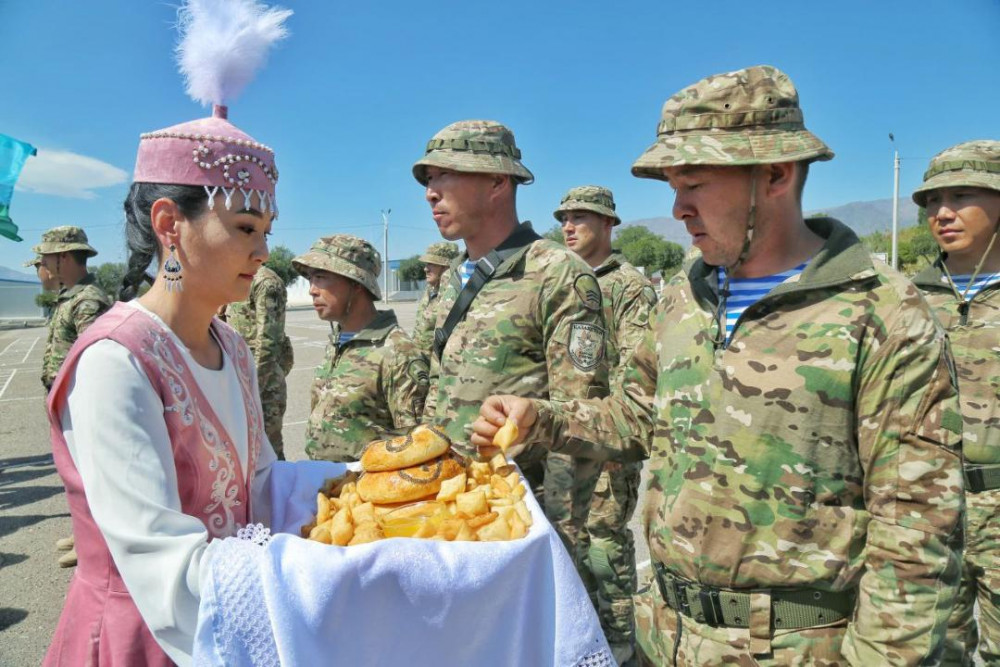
left=0, top=197, right=922, bottom=281
left=621, top=197, right=921, bottom=247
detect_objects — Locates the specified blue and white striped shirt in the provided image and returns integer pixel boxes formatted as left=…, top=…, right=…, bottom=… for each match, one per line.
left=717, top=263, right=807, bottom=339
left=338, top=332, right=356, bottom=346
left=458, top=260, right=476, bottom=288
left=950, top=272, right=1000, bottom=301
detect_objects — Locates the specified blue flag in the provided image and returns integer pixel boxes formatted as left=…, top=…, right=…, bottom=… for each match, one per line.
left=0, top=133, right=37, bottom=242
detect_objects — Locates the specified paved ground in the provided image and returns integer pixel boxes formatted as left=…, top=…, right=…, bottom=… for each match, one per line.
left=0, top=301, right=651, bottom=665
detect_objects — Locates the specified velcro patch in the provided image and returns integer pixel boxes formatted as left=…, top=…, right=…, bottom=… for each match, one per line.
left=568, top=322, right=605, bottom=371
left=407, top=359, right=430, bottom=385
left=574, top=274, right=603, bottom=312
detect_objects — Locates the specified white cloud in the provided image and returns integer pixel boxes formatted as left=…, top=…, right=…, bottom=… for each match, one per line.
left=17, top=149, right=128, bottom=199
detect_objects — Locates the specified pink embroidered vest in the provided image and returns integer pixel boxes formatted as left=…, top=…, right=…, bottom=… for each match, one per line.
left=44, top=303, right=265, bottom=666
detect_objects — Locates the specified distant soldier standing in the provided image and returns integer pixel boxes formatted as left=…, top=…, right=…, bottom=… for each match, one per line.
left=413, top=120, right=608, bottom=572
left=475, top=65, right=964, bottom=665
left=911, top=140, right=1000, bottom=665
left=295, top=235, right=429, bottom=462
left=36, top=227, right=113, bottom=392
left=35, top=225, right=113, bottom=568
left=412, top=241, right=460, bottom=354
left=223, top=265, right=293, bottom=459
left=556, top=185, right=656, bottom=665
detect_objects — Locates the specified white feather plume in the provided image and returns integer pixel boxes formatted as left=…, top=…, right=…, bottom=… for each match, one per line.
left=175, top=0, right=292, bottom=108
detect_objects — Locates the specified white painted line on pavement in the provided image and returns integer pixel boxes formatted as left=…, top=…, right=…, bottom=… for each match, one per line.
left=0, top=338, right=20, bottom=356
left=20, top=337, right=40, bottom=363
left=282, top=419, right=307, bottom=426
left=0, top=369, right=17, bottom=400
left=636, top=559, right=651, bottom=571
left=289, top=365, right=320, bottom=373
left=0, top=394, right=45, bottom=403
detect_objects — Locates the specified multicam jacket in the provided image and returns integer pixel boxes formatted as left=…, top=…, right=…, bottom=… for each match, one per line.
left=306, top=310, right=429, bottom=462
left=411, top=284, right=439, bottom=354
left=423, top=223, right=609, bottom=456
left=594, top=253, right=657, bottom=386
left=41, top=273, right=113, bottom=390
left=914, top=259, right=1000, bottom=464
left=536, top=218, right=964, bottom=664
left=224, top=266, right=294, bottom=388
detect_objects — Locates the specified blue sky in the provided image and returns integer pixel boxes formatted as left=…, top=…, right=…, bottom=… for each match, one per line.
left=1, top=0, right=998, bottom=273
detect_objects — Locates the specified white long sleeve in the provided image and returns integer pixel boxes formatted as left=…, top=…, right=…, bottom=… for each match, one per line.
left=60, top=325, right=275, bottom=666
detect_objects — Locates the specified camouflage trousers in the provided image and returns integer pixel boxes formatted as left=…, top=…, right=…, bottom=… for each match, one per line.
left=544, top=452, right=601, bottom=591
left=587, top=461, right=641, bottom=652
left=635, top=586, right=850, bottom=666
left=260, top=375, right=287, bottom=460
left=942, top=487, right=1000, bottom=666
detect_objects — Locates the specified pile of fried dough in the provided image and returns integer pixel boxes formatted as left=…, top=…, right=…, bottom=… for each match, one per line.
left=301, top=423, right=533, bottom=545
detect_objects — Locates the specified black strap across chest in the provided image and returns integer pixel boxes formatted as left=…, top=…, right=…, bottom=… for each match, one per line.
left=432, top=225, right=542, bottom=360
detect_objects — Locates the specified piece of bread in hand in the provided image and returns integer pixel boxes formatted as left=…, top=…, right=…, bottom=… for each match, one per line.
left=361, top=425, right=452, bottom=472
left=357, top=454, right=465, bottom=504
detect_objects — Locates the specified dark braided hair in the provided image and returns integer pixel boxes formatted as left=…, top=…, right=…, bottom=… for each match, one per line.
left=119, top=183, right=208, bottom=301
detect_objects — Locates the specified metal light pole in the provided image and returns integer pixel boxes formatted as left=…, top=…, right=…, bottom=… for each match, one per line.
left=381, top=208, right=391, bottom=302
left=889, top=133, right=900, bottom=270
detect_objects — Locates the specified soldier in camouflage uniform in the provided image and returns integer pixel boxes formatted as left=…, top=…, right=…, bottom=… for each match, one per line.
left=475, top=66, right=965, bottom=665
left=34, top=226, right=113, bottom=568
left=911, top=140, right=1000, bottom=665
left=413, top=120, right=608, bottom=574
left=556, top=185, right=656, bottom=665
left=222, top=265, right=293, bottom=459
left=412, top=241, right=460, bottom=353
left=294, top=235, right=429, bottom=462
left=35, top=227, right=113, bottom=391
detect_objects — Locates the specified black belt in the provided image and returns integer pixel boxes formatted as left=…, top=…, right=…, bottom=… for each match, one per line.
left=653, top=564, right=856, bottom=630
left=965, top=463, right=1000, bottom=493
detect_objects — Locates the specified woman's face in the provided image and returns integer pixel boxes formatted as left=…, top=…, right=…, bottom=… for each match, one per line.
left=172, top=192, right=273, bottom=306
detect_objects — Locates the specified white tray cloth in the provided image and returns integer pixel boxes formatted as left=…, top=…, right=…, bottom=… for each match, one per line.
left=193, top=461, right=612, bottom=666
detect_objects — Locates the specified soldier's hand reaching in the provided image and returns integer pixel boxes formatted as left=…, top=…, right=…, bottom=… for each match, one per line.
left=472, top=395, right=537, bottom=459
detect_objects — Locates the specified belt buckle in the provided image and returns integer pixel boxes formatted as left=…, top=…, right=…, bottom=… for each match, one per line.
left=697, top=589, right=723, bottom=628
left=965, top=467, right=986, bottom=493
left=671, top=579, right=692, bottom=618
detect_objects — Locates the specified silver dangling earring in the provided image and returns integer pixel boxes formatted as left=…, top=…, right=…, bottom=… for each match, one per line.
left=163, top=244, right=183, bottom=292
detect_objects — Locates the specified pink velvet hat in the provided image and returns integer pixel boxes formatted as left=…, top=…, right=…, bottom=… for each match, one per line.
left=133, top=0, right=291, bottom=215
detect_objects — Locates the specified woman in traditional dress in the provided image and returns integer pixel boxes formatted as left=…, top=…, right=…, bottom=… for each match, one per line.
left=44, top=1, right=296, bottom=664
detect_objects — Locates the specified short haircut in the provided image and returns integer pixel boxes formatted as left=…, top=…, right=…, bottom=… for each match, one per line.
left=68, top=250, right=90, bottom=265
left=795, top=162, right=810, bottom=203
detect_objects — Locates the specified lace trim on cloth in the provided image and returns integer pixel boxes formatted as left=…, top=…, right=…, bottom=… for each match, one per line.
left=207, top=523, right=279, bottom=666
left=574, top=648, right=615, bottom=666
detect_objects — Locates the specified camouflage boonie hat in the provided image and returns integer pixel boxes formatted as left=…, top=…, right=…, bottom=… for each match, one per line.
left=23, top=256, right=41, bottom=268
left=419, top=241, right=460, bottom=267
left=632, top=65, right=834, bottom=180
left=413, top=120, right=534, bottom=186
left=553, top=185, right=622, bottom=226
left=912, top=140, right=1000, bottom=206
left=293, top=234, right=383, bottom=300
left=32, top=226, right=99, bottom=257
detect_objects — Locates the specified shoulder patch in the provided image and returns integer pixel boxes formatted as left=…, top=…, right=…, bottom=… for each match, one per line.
left=568, top=322, right=605, bottom=371
left=573, top=274, right=602, bottom=312
left=407, top=358, right=430, bottom=386
left=641, top=285, right=658, bottom=306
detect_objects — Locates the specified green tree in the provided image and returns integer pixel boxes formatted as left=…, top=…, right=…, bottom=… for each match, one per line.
left=93, top=262, right=126, bottom=297
left=542, top=224, right=565, bottom=246
left=264, top=245, right=299, bottom=286
left=398, top=255, right=425, bottom=282
left=613, top=225, right=685, bottom=276
left=860, top=208, right=936, bottom=276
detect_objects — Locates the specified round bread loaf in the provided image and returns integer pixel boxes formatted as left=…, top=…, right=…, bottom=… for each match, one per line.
left=361, top=425, right=451, bottom=472
left=357, top=455, right=465, bottom=504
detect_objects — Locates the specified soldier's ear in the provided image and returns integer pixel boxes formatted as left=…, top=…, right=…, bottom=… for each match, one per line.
left=764, top=162, right=796, bottom=200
